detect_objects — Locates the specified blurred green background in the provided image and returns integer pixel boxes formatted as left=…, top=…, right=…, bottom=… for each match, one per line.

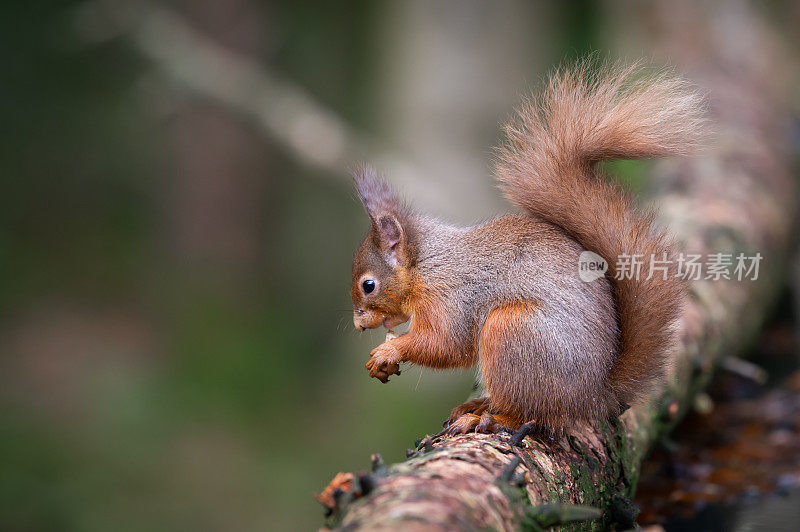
left=1, top=1, right=796, bottom=531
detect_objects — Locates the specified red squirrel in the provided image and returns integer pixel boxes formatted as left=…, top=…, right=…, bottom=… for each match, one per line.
left=350, top=63, right=705, bottom=434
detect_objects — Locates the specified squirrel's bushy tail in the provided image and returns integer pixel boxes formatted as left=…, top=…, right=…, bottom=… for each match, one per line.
left=494, top=61, right=705, bottom=407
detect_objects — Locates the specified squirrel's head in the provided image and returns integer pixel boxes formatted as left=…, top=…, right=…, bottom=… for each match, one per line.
left=351, top=167, right=416, bottom=332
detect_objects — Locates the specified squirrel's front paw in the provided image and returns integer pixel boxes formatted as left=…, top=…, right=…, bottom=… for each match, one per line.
left=365, top=343, right=402, bottom=383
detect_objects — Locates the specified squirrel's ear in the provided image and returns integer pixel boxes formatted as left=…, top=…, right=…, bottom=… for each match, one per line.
left=353, top=166, right=400, bottom=221
left=376, top=214, right=404, bottom=267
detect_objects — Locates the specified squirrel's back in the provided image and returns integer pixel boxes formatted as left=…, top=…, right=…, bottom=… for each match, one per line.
left=494, top=62, right=705, bottom=407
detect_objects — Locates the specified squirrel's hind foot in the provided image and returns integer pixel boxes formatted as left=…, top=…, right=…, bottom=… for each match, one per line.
left=443, top=412, right=519, bottom=436
left=444, top=397, right=491, bottom=427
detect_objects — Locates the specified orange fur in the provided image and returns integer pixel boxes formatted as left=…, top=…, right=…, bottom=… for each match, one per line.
left=395, top=283, right=478, bottom=369
left=479, top=302, right=538, bottom=418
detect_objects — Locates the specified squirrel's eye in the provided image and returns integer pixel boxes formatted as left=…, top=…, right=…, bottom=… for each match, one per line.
left=362, top=279, right=376, bottom=294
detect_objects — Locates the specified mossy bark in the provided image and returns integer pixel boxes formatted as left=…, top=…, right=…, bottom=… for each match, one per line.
left=323, top=22, right=797, bottom=532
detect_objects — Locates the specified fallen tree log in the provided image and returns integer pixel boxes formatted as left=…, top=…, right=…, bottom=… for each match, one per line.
left=319, top=10, right=797, bottom=532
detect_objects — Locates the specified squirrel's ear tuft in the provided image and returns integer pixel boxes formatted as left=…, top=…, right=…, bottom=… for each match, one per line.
left=353, top=166, right=401, bottom=221
left=354, top=166, right=414, bottom=268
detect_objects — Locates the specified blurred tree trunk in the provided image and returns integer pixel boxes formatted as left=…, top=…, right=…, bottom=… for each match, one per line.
left=166, top=0, right=267, bottom=295
left=376, top=0, right=556, bottom=222
left=321, top=3, right=798, bottom=530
